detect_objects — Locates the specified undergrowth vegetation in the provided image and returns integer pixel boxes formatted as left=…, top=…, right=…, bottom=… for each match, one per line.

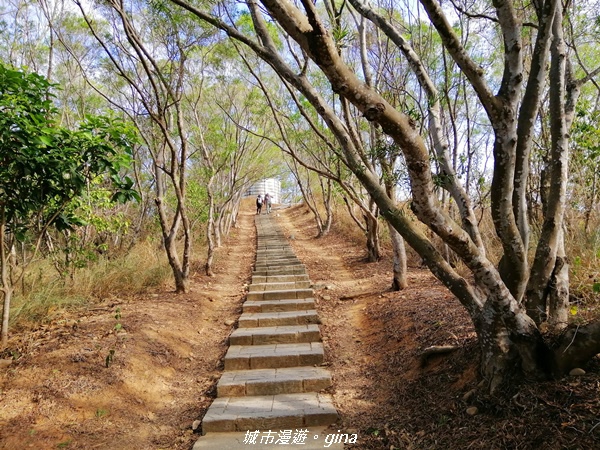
left=9, top=240, right=176, bottom=329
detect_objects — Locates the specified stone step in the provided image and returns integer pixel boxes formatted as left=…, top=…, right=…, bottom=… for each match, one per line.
left=256, top=254, right=297, bottom=262
left=256, top=246, right=291, bottom=252
left=256, top=243, right=290, bottom=251
left=256, top=243, right=293, bottom=249
left=256, top=248, right=294, bottom=254
left=253, top=266, right=307, bottom=276
left=201, top=392, right=338, bottom=433
left=248, top=281, right=311, bottom=292
left=255, top=259, right=301, bottom=268
left=217, top=367, right=332, bottom=397
left=254, top=273, right=309, bottom=281
left=243, top=299, right=315, bottom=314
left=224, top=342, right=324, bottom=370
left=252, top=274, right=309, bottom=284
left=247, top=289, right=313, bottom=301
left=254, top=264, right=303, bottom=272
left=229, top=324, right=321, bottom=345
left=238, top=310, right=320, bottom=327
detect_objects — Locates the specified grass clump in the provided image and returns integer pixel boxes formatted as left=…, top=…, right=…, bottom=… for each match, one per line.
left=10, top=240, right=172, bottom=328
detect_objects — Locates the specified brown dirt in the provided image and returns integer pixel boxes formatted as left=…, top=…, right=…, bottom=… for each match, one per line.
left=0, top=210, right=255, bottom=450
left=1, top=203, right=599, bottom=450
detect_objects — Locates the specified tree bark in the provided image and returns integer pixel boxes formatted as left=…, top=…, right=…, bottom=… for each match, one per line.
left=525, top=4, right=569, bottom=324
left=1, top=208, right=11, bottom=349
left=388, top=222, right=407, bottom=291
left=165, top=0, right=600, bottom=387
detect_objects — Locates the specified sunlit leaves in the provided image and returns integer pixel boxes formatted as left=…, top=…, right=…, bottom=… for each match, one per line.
left=0, top=63, right=139, bottom=232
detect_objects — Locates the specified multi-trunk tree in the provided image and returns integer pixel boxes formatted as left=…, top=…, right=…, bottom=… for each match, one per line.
left=166, top=0, right=600, bottom=390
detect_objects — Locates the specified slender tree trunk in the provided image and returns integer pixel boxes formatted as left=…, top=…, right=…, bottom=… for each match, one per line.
left=290, top=161, right=325, bottom=237
left=365, top=209, right=380, bottom=262
left=205, top=182, right=216, bottom=277
left=154, top=154, right=189, bottom=293
left=388, top=222, right=407, bottom=290
left=320, top=177, right=333, bottom=235
left=584, top=171, right=596, bottom=233
left=1, top=212, right=11, bottom=349
left=1, top=286, right=12, bottom=350
left=214, top=210, right=223, bottom=248
left=525, top=4, right=569, bottom=324
left=548, top=227, right=569, bottom=330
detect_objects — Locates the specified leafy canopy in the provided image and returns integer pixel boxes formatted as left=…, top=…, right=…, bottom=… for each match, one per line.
left=0, top=63, right=139, bottom=235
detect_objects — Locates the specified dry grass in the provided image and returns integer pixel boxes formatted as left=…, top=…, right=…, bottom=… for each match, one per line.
left=9, top=240, right=176, bottom=328
left=314, top=193, right=600, bottom=316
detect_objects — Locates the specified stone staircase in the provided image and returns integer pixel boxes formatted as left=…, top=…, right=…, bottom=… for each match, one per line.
left=198, top=214, right=339, bottom=440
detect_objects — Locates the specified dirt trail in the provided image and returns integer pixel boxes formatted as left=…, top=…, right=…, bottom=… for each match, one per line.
left=275, top=205, right=600, bottom=450
left=0, top=208, right=256, bottom=450
left=2, top=204, right=599, bottom=450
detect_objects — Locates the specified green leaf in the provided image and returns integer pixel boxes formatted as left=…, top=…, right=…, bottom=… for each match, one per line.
left=570, top=305, right=578, bottom=316
left=593, top=282, right=600, bottom=293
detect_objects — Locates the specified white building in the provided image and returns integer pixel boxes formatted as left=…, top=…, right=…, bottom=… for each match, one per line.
left=245, top=178, right=281, bottom=204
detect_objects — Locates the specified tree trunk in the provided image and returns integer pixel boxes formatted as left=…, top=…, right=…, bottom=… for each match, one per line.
left=476, top=302, right=550, bottom=391
left=205, top=186, right=216, bottom=277
left=388, top=222, right=407, bottom=290
left=1, top=208, right=12, bottom=349
left=365, top=210, right=380, bottom=262
left=547, top=228, right=569, bottom=330
left=320, top=177, right=333, bottom=235
left=166, top=0, right=600, bottom=387
left=525, top=4, right=569, bottom=325
left=1, top=287, right=12, bottom=350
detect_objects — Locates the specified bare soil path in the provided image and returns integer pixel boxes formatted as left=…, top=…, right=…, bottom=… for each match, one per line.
left=275, top=205, right=600, bottom=450
left=1, top=203, right=599, bottom=450
left=0, top=208, right=256, bottom=450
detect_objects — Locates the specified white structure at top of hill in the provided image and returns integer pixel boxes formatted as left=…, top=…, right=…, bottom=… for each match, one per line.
left=245, top=178, right=281, bottom=204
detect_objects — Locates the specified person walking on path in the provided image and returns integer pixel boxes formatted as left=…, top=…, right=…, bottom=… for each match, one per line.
left=264, top=193, right=272, bottom=214
left=256, top=194, right=263, bottom=215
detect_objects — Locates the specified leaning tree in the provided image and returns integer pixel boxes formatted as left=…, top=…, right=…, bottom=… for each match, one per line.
left=162, top=0, right=600, bottom=390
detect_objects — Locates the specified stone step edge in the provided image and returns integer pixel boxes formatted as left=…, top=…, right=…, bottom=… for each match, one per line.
left=224, top=342, right=324, bottom=370
left=229, top=324, right=321, bottom=345
left=201, top=393, right=338, bottom=434
left=247, top=289, right=313, bottom=301
left=238, top=310, right=320, bottom=327
left=217, top=366, right=332, bottom=397
left=243, top=299, right=315, bottom=313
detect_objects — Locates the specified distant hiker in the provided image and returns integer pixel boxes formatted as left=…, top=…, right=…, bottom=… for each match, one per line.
left=264, top=193, right=272, bottom=214
left=256, top=194, right=263, bottom=214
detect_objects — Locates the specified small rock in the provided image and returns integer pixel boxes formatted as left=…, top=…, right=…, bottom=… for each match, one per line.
left=192, top=420, right=201, bottom=431
left=147, top=411, right=156, bottom=421
left=0, top=359, right=12, bottom=369
left=569, top=368, right=586, bottom=376
left=462, top=389, right=476, bottom=402
left=466, top=406, right=479, bottom=416
left=224, top=320, right=235, bottom=326
left=322, top=295, right=331, bottom=301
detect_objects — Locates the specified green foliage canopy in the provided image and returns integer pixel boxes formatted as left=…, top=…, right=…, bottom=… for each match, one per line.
left=0, top=63, right=139, bottom=235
